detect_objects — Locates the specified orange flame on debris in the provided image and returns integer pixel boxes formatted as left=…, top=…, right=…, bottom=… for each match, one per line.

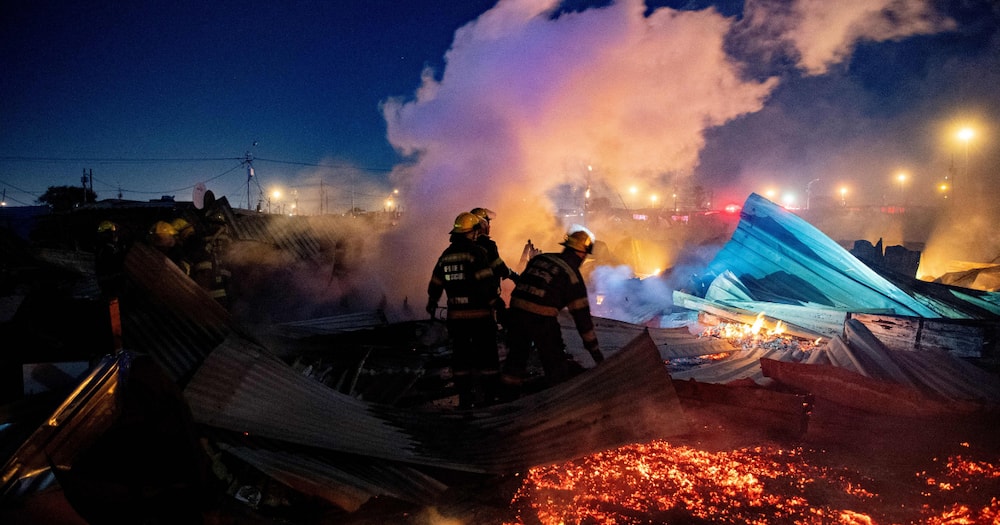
left=701, top=312, right=817, bottom=354
left=507, top=442, right=1000, bottom=525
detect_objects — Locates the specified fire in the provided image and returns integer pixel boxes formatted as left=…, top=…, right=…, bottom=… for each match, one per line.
left=507, top=442, right=1000, bottom=525
left=701, top=312, right=815, bottom=354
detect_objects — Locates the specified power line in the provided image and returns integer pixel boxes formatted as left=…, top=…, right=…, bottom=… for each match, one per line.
left=0, top=155, right=242, bottom=163
left=254, top=157, right=394, bottom=172
left=0, top=155, right=396, bottom=173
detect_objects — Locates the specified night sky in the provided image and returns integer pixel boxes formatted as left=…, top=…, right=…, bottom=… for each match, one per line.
left=2, top=0, right=999, bottom=314
left=3, top=0, right=997, bottom=213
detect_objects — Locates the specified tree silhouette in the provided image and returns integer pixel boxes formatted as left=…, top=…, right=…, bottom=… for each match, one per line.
left=38, top=185, right=98, bottom=211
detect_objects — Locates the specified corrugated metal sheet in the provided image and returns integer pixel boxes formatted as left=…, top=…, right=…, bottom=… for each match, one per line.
left=208, top=430, right=449, bottom=512
left=184, top=330, right=688, bottom=475
left=274, top=310, right=389, bottom=338
left=703, top=193, right=940, bottom=317
left=1, top=354, right=122, bottom=499
left=121, top=243, right=233, bottom=383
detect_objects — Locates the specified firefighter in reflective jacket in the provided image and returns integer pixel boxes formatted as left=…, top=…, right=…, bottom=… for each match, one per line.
left=502, top=227, right=604, bottom=388
left=470, top=207, right=518, bottom=326
left=427, top=212, right=500, bottom=408
left=190, top=208, right=232, bottom=308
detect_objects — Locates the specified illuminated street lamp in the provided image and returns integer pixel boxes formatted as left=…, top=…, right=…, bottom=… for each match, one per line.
left=839, top=186, right=847, bottom=207
left=650, top=194, right=658, bottom=208
left=957, top=127, right=974, bottom=202
left=896, top=172, right=907, bottom=205
left=270, top=189, right=282, bottom=214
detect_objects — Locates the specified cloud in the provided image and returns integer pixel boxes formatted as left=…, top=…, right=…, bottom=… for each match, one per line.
left=735, top=0, right=955, bottom=76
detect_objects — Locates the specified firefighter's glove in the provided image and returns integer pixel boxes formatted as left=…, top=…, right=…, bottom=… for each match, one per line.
left=426, top=301, right=437, bottom=318
left=494, top=301, right=509, bottom=328
left=589, top=348, right=605, bottom=364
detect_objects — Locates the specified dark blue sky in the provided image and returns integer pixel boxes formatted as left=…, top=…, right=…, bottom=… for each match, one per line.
left=1, top=0, right=496, bottom=206
left=1, top=0, right=998, bottom=214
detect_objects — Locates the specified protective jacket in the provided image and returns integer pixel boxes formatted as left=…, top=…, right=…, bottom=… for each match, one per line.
left=509, top=251, right=598, bottom=352
left=427, top=234, right=496, bottom=320
left=476, top=235, right=516, bottom=286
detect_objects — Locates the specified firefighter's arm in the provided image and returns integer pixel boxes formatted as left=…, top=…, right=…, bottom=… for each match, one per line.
left=568, top=297, right=602, bottom=364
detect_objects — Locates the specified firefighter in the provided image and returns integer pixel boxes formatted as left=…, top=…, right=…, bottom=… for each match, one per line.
left=95, top=220, right=126, bottom=299
left=190, top=206, right=232, bottom=308
left=470, top=207, right=518, bottom=326
left=148, top=220, right=177, bottom=251
left=427, top=212, right=500, bottom=408
left=95, top=220, right=129, bottom=353
left=502, top=227, right=604, bottom=390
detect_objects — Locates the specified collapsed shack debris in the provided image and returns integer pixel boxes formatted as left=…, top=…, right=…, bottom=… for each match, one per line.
left=2, top=240, right=692, bottom=521
left=4, top=192, right=1000, bottom=523
left=670, top=193, right=1000, bottom=401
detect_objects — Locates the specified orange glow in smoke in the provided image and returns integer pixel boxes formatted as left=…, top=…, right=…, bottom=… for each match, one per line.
left=507, top=443, right=1000, bottom=525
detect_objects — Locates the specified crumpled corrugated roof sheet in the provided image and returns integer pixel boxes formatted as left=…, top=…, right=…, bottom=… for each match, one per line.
left=703, top=193, right=941, bottom=317
left=184, top=328, right=688, bottom=475
left=122, top=242, right=235, bottom=383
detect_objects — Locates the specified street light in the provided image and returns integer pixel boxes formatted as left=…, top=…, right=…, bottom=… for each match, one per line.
left=896, top=172, right=907, bottom=206
left=270, top=189, right=282, bottom=214
left=957, top=127, right=974, bottom=203
left=806, top=179, right=820, bottom=209
left=839, top=186, right=847, bottom=207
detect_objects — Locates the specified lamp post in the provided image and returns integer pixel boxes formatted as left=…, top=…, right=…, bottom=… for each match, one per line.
left=839, top=186, right=847, bottom=207
left=957, top=127, right=974, bottom=203
left=806, top=178, right=820, bottom=210
left=896, top=172, right=907, bottom=206
left=270, top=189, right=281, bottom=214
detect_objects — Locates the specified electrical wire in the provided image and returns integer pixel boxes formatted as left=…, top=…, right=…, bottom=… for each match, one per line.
left=1, top=154, right=397, bottom=205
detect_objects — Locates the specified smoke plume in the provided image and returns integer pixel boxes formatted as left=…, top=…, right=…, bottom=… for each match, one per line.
left=369, top=0, right=963, bottom=320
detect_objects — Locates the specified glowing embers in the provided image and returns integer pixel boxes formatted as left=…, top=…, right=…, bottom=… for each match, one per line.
left=507, top=441, right=1000, bottom=525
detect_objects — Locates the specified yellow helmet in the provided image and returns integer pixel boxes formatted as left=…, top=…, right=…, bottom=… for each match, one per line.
left=97, top=220, right=117, bottom=233
left=171, top=218, right=191, bottom=232
left=450, top=212, right=482, bottom=234
left=149, top=220, right=177, bottom=248
left=561, top=228, right=595, bottom=254
left=171, top=218, right=194, bottom=238
left=470, top=207, right=496, bottom=223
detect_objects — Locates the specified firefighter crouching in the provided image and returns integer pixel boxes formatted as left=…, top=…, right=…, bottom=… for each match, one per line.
left=502, top=227, right=604, bottom=390
left=427, top=212, right=501, bottom=408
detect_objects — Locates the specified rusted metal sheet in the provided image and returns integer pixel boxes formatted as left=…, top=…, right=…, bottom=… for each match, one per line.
left=759, top=358, right=987, bottom=418
left=673, top=379, right=812, bottom=438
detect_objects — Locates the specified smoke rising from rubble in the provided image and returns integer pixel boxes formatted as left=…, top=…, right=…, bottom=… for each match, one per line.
left=368, top=0, right=972, bottom=319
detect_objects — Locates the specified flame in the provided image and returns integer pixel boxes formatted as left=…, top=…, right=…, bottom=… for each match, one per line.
left=506, top=442, right=1000, bottom=525
left=700, top=313, right=816, bottom=354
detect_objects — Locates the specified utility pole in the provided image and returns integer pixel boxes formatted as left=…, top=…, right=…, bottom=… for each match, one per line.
left=244, top=151, right=255, bottom=211
left=81, top=169, right=89, bottom=204
left=319, top=180, right=325, bottom=215
left=806, top=178, right=820, bottom=210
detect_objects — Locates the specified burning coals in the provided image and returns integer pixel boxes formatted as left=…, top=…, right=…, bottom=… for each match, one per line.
left=506, top=440, right=1000, bottom=525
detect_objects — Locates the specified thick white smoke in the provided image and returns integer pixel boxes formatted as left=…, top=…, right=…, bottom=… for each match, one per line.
left=369, top=0, right=959, bottom=320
